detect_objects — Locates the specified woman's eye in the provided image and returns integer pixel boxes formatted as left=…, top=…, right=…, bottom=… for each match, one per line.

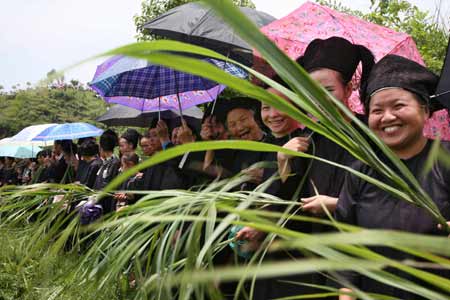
left=370, top=109, right=382, bottom=114
left=392, top=104, right=406, bottom=111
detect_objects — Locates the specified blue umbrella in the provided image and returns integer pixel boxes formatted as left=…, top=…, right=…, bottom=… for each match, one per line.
left=89, top=55, right=247, bottom=112
left=11, top=124, right=58, bottom=143
left=0, top=145, right=43, bottom=158
left=12, top=123, right=103, bottom=142
left=32, top=123, right=103, bottom=141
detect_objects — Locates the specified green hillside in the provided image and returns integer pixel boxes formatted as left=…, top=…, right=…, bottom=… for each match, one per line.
left=0, top=85, right=107, bottom=138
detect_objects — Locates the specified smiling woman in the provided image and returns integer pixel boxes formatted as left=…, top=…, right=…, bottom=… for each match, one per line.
left=336, top=54, right=450, bottom=300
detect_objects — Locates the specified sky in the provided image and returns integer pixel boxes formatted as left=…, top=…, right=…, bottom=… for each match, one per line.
left=0, top=0, right=448, bottom=91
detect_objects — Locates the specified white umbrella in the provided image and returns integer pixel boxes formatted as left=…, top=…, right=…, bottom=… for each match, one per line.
left=11, top=124, right=57, bottom=144
left=0, top=144, right=43, bottom=158
left=0, top=137, right=50, bottom=147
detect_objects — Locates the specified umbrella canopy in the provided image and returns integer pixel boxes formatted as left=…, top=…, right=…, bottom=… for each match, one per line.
left=0, top=145, right=42, bottom=158
left=11, top=124, right=58, bottom=142
left=255, top=1, right=449, bottom=140
left=89, top=55, right=247, bottom=112
left=96, top=105, right=203, bottom=127
left=434, top=37, right=450, bottom=110
left=254, top=1, right=425, bottom=113
left=12, top=123, right=103, bottom=142
left=0, top=137, right=50, bottom=147
left=143, top=2, right=276, bottom=65
left=426, top=37, right=450, bottom=140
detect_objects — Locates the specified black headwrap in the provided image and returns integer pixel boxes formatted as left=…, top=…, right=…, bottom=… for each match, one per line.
left=297, top=37, right=375, bottom=89
left=214, top=97, right=261, bottom=126
left=362, top=54, right=441, bottom=113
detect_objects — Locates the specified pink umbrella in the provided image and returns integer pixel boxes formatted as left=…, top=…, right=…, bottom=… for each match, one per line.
left=254, top=1, right=449, bottom=140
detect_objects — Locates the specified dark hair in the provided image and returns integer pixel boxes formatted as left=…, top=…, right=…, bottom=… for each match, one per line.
left=121, top=152, right=139, bottom=165
left=77, top=136, right=96, bottom=146
left=120, top=129, right=141, bottom=149
left=100, top=129, right=118, bottom=152
left=141, top=131, right=152, bottom=140
left=61, top=140, right=77, bottom=155
left=37, top=149, right=52, bottom=158
left=78, top=140, right=99, bottom=157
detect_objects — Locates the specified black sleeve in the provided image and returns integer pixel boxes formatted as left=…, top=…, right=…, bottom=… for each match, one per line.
left=332, top=170, right=361, bottom=288
left=335, top=171, right=359, bottom=225
left=86, top=162, right=101, bottom=189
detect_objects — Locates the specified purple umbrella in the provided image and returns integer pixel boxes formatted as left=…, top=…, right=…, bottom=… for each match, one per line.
left=89, top=55, right=247, bottom=113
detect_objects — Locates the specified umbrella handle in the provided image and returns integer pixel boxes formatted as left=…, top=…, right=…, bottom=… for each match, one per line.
left=158, top=97, right=161, bottom=121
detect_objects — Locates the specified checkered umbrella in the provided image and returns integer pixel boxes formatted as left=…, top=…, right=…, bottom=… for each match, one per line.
left=89, top=55, right=247, bottom=112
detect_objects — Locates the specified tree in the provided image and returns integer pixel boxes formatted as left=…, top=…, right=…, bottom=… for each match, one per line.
left=133, top=0, right=255, bottom=41
left=46, top=68, right=65, bottom=88
left=317, top=0, right=449, bottom=73
left=0, top=85, right=106, bottom=138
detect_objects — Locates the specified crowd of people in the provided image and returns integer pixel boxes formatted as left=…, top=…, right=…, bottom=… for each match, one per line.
left=1, top=36, right=449, bottom=300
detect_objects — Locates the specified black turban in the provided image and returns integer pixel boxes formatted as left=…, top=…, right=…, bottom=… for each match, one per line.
left=213, top=97, right=261, bottom=126
left=362, top=54, right=442, bottom=113
left=297, top=36, right=375, bottom=86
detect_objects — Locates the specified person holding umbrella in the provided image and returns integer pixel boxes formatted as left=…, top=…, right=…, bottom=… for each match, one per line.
left=119, top=129, right=141, bottom=158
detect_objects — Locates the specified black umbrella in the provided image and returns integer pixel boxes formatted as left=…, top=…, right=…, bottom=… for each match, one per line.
left=143, top=2, right=276, bottom=65
left=96, top=105, right=203, bottom=131
left=434, top=37, right=450, bottom=110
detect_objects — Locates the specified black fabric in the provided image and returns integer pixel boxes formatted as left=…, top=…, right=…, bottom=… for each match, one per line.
left=33, top=166, right=50, bottom=183
left=362, top=54, right=442, bottom=113
left=255, top=122, right=367, bottom=300
left=47, top=156, right=67, bottom=183
left=435, top=37, right=450, bottom=110
left=93, top=156, right=121, bottom=214
left=143, top=2, right=276, bottom=66
left=298, top=36, right=374, bottom=84
left=335, top=140, right=450, bottom=299
left=249, top=127, right=337, bottom=300
left=76, top=158, right=103, bottom=189
left=138, top=156, right=185, bottom=192
left=261, top=128, right=312, bottom=198
left=0, top=167, right=18, bottom=185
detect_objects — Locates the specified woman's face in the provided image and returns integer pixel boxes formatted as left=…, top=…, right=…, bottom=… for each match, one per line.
left=148, top=128, right=162, bottom=152
left=262, top=88, right=300, bottom=137
left=368, top=88, right=429, bottom=156
left=309, top=68, right=353, bottom=107
left=226, top=108, right=262, bottom=141
left=119, top=137, right=134, bottom=155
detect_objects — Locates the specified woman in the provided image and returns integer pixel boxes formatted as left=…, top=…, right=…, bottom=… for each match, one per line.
left=336, top=54, right=450, bottom=300
left=119, top=128, right=141, bottom=157
left=94, top=129, right=121, bottom=214
left=237, top=37, right=375, bottom=299
left=76, top=140, right=102, bottom=189
left=278, top=36, right=375, bottom=216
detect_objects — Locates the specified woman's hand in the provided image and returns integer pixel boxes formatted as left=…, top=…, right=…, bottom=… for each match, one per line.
left=301, top=195, right=338, bottom=215
left=235, top=226, right=266, bottom=252
left=277, top=137, right=310, bottom=162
